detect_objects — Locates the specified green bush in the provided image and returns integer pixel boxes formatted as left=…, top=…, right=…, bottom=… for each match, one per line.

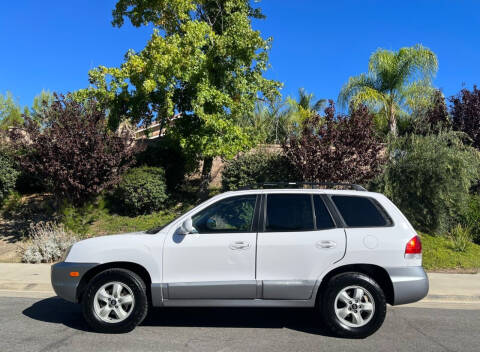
left=222, top=151, right=300, bottom=191
left=113, top=166, right=168, bottom=215
left=378, top=131, right=480, bottom=234
left=59, top=199, right=105, bottom=236
left=135, top=136, right=195, bottom=191
left=0, top=153, right=19, bottom=204
left=1, top=191, right=23, bottom=217
left=461, top=195, right=480, bottom=244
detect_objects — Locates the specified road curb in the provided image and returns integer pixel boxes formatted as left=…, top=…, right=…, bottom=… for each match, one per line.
left=425, top=294, right=480, bottom=302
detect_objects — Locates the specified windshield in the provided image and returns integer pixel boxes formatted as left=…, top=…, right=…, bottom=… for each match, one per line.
left=145, top=219, right=176, bottom=234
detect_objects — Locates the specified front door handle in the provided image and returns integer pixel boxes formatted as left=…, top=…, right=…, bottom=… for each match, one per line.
left=229, top=241, right=250, bottom=250
left=316, top=240, right=337, bottom=249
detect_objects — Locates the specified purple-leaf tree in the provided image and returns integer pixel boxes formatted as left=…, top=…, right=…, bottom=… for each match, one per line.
left=451, top=85, right=480, bottom=149
left=9, top=94, right=138, bottom=205
left=283, top=101, right=384, bottom=184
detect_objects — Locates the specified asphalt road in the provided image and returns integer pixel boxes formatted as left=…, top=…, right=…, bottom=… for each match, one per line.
left=0, top=296, right=479, bottom=352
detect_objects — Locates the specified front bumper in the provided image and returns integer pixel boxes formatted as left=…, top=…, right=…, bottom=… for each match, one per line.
left=51, top=262, right=97, bottom=303
left=386, top=266, right=429, bottom=305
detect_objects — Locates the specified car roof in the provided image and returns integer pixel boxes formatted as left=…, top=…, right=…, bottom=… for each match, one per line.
left=224, top=188, right=381, bottom=197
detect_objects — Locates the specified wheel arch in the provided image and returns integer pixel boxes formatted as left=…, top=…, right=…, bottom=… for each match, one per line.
left=77, top=262, right=153, bottom=303
left=316, top=264, right=394, bottom=305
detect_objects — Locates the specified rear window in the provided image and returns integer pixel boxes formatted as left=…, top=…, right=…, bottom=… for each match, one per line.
left=332, top=196, right=391, bottom=227
left=266, top=194, right=314, bottom=231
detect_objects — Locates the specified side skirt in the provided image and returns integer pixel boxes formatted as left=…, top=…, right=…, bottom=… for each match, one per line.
left=161, top=299, right=315, bottom=308
left=150, top=281, right=319, bottom=307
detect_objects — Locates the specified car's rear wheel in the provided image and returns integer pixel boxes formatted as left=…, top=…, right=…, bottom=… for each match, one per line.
left=82, top=268, right=148, bottom=333
left=321, top=272, right=386, bottom=338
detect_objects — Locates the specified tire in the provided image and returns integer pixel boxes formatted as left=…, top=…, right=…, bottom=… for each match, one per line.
left=82, top=268, right=149, bottom=333
left=321, top=272, right=386, bottom=338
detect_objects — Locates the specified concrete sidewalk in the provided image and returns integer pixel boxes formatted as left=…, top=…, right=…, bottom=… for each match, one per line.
left=426, top=272, right=480, bottom=302
left=0, top=263, right=479, bottom=302
left=0, top=263, right=53, bottom=298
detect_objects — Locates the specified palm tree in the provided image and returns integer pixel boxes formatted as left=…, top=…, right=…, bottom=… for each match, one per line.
left=239, top=98, right=289, bottom=144
left=288, top=88, right=326, bottom=115
left=338, top=44, right=438, bottom=136
left=285, top=88, right=326, bottom=135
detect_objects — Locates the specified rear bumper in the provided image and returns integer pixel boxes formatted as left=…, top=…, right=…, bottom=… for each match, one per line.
left=51, top=262, right=97, bottom=303
left=386, top=266, right=429, bottom=305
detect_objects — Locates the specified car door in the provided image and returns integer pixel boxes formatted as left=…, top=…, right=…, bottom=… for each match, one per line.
left=163, top=194, right=259, bottom=299
left=257, top=193, right=346, bottom=300
left=329, top=195, right=399, bottom=265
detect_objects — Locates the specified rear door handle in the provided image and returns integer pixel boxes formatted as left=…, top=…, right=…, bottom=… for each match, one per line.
left=229, top=241, right=250, bottom=250
left=316, top=240, right=337, bottom=249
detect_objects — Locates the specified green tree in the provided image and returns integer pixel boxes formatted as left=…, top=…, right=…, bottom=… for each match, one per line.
left=0, top=92, right=23, bottom=129
left=79, top=0, right=280, bottom=194
left=24, top=90, right=55, bottom=125
left=338, top=44, right=438, bottom=136
left=378, top=131, right=480, bottom=233
left=222, top=151, right=299, bottom=191
left=0, top=153, right=19, bottom=204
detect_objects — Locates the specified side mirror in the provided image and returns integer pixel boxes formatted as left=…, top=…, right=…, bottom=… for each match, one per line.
left=181, top=217, right=195, bottom=234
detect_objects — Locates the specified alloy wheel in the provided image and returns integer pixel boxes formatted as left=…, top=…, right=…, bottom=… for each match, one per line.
left=93, top=281, right=135, bottom=323
left=334, top=285, right=375, bottom=328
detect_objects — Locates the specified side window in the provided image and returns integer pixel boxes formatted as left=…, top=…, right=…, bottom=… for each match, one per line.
left=192, top=195, right=257, bottom=233
left=265, top=194, right=314, bottom=232
left=332, top=195, right=390, bottom=227
left=313, top=195, right=335, bottom=230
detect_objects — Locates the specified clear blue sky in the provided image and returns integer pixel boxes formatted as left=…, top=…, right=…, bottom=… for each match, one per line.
left=1, top=0, right=480, bottom=109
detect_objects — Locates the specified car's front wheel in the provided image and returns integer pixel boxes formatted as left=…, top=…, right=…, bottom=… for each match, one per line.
left=321, top=272, right=386, bottom=338
left=82, top=268, right=148, bottom=333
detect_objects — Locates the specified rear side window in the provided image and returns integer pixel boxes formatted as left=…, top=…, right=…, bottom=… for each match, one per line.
left=266, top=194, right=314, bottom=231
left=313, top=195, right=335, bottom=229
left=332, top=196, right=391, bottom=227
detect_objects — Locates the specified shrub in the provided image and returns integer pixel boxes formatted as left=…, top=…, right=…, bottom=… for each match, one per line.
left=379, top=131, right=480, bottom=233
left=20, top=222, right=77, bottom=263
left=1, top=191, right=23, bottom=217
left=221, top=151, right=299, bottom=191
left=283, top=103, right=384, bottom=184
left=135, top=136, right=194, bottom=191
left=9, top=94, right=138, bottom=206
left=0, top=153, right=19, bottom=204
left=460, top=195, right=480, bottom=244
left=113, top=166, right=168, bottom=215
left=449, top=224, right=473, bottom=252
left=59, top=200, right=105, bottom=236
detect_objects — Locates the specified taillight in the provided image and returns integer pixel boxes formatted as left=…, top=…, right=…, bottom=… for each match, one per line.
left=405, top=235, right=422, bottom=258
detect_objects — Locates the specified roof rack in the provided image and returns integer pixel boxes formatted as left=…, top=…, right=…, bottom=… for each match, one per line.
left=237, top=182, right=367, bottom=192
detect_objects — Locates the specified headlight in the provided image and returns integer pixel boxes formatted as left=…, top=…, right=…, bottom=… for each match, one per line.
left=61, top=245, right=73, bottom=262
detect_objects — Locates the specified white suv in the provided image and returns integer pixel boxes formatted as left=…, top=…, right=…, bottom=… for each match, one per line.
left=51, top=184, right=428, bottom=338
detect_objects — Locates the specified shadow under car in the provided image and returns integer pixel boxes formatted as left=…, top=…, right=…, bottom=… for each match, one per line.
left=23, top=296, right=336, bottom=337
